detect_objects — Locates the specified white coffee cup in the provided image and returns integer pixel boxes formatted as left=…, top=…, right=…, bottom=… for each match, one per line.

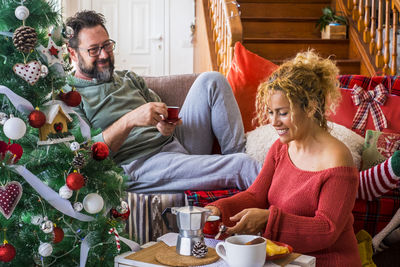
left=215, top=235, right=266, bottom=267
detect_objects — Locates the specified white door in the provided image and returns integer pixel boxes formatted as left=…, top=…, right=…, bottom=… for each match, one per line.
left=66, top=0, right=194, bottom=76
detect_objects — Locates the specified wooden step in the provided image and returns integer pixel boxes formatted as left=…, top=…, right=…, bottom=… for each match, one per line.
left=239, top=2, right=329, bottom=18
left=243, top=38, right=350, bottom=60
left=242, top=17, right=320, bottom=38
left=272, top=59, right=361, bottom=74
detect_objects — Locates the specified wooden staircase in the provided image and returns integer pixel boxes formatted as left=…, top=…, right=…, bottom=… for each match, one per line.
left=238, top=0, right=361, bottom=74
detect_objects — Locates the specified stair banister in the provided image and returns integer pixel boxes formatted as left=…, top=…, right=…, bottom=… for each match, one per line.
left=207, top=0, right=242, bottom=76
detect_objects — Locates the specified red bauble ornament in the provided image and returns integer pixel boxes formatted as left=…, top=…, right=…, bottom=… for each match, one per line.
left=0, top=141, right=23, bottom=163
left=7, top=143, right=23, bottom=162
left=28, top=110, right=46, bottom=128
left=66, top=172, right=85, bottom=190
left=0, top=243, right=16, bottom=262
left=61, top=91, right=81, bottom=107
left=53, top=227, right=64, bottom=244
left=91, top=142, right=109, bottom=161
left=0, top=141, right=7, bottom=156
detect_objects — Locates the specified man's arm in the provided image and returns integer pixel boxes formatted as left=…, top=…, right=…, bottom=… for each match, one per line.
left=102, top=102, right=168, bottom=152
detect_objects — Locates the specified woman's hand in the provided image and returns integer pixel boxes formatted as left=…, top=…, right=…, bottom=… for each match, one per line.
left=205, top=205, right=221, bottom=217
left=226, top=208, right=270, bottom=235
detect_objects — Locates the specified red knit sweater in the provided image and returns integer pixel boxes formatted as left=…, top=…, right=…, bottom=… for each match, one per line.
left=211, top=140, right=362, bottom=267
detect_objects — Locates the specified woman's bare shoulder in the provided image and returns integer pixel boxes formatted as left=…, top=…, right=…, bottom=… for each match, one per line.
left=323, top=136, right=355, bottom=168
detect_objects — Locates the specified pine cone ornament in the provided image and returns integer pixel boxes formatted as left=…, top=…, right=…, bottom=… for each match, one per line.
left=13, top=26, right=37, bottom=53
left=72, top=153, right=86, bottom=169
left=192, top=241, right=208, bottom=258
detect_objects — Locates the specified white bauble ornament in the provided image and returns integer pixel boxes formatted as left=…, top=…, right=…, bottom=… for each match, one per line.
left=15, top=5, right=29, bottom=20
left=59, top=185, right=73, bottom=199
left=70, top=141, right=80, bottom=151
left=40, top=219, right=54, bottom=233
left=73, top=202, right=83, bottom=212
left=3, top=116, right=26, bottom=140
left=38, top=242, right=53, bottom=257
left=31, top=215, right=43, bottom=225
left=83, top=193, right=104, bottom=214
left=40, top=64, right=49, bottom=78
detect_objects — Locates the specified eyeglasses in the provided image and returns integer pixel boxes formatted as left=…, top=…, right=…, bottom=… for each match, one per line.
left=77, top=39, right=116, bottom=57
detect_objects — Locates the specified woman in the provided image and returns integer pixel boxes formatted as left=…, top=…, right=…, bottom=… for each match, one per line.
left=206, top=51, right=361, bottom=266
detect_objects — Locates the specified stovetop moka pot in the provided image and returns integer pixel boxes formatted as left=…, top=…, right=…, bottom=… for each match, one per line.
left=162, top=199, right=211, bottom=256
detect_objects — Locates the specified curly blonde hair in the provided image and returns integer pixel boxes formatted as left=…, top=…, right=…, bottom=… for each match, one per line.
left=255, top=50, right=341, bottom=131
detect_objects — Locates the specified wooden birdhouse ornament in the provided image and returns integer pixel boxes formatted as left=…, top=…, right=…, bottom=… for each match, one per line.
left=37, top=104, right=74, bottom=145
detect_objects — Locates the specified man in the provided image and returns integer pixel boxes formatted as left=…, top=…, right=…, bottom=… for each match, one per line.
left=65, top=10, right=261, bottom=193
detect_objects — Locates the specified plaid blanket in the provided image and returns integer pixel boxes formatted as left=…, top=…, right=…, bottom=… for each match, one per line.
left=185, top=189, right=240, bottom=207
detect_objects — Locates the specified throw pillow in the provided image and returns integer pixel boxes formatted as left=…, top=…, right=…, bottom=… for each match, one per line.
left=329, top=83, right=400, bottom=136
left=227, top=42, right=278, bottom=132
left=245, top=121, right=365, bottom=169
left=361, top=130, right=400, bottom=170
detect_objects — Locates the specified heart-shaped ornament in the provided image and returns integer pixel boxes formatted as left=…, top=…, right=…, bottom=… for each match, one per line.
left=54, top=122, right=63, bottom=132
left=0, top=181, right=23, bottom=219
left=13, top=60, right=41, bottom=85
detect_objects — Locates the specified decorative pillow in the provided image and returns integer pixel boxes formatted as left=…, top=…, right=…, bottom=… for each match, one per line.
left=361, top=130, right=400, bottom=170
left=227, top=42, right=278, bottom=132
left=329, top=83, right=400, bottom=136
left=245, top=121, right=365, bottom=169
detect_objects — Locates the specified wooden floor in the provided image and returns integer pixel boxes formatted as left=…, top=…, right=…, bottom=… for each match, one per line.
left=373, top=242, right=400, bottom=266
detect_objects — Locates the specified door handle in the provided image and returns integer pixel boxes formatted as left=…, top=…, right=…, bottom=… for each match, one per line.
left=149, top=34, right=163, bottom=41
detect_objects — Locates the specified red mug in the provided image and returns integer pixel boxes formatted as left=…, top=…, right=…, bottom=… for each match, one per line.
left=203, top=215, right=221, bottom=238
left=167, top=106, right=180, bottom=122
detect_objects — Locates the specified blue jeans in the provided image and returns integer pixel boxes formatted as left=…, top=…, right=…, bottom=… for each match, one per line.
left=123, top=72, right=262, bottom=193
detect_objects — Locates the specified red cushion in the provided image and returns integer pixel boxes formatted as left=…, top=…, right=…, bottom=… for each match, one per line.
left=227, top=42, right=278, bottom=132
left=329, top=87, right=400, bottom=136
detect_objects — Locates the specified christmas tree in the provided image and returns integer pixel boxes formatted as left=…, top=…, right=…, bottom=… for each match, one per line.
left=0, top=1, right=132, bottom=265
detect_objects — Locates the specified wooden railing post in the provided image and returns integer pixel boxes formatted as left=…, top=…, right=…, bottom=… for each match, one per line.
left=370, top=0, right=376, bottom=54
left=391, top=7, right=398, bottom=75
left=363, top=0, right=371, bottom=43
left=383, top=0, right=390, bottom=74
left=376, top=0, right=384, bottom=68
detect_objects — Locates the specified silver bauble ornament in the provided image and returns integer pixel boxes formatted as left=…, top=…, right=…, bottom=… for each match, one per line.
left=3, top=116, right=26, bottom=140
left=15, top=5, right=29, bottom=20
left=83, top=193, right=104, bottom=214
left=40, top=219, right=54, bottom=233
left=38, top=242, right=53, bottom=257
left=73, top=202, right=83, bottom=212
left=0, top=112, right=8, bottom=125
left=31, top=215, right=43, bottom=225
left=70, top=141, right=80, bottom=151
left=40, top=64, right=49, bottom=78
left=59, top=185, right=73, bottom=199
left=62, top=26, right=74, bottom=39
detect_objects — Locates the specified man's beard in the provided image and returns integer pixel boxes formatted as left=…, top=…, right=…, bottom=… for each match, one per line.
left=77, top=53, right=115, bottom=82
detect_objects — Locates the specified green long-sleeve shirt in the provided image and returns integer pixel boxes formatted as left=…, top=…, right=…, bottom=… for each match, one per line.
left=64, top=70, right=172, bottom=165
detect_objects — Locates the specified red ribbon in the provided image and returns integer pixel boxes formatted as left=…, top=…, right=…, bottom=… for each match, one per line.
left=351, top=83, right=388, bottom=133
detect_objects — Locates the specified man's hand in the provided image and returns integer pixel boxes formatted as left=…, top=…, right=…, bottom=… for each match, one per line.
left=125, top=102, right=168, bottom=127
left=156, top=119, right=182, bottom=136
left=226, top=208, right=269, bottom=235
